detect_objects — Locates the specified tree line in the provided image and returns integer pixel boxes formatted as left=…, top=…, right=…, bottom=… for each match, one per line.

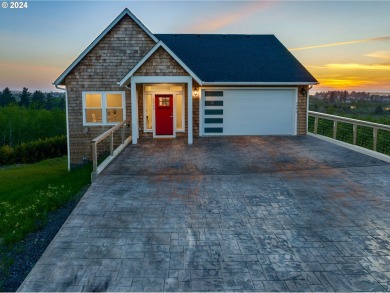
left=0, top=87, right=65, bottom=110
left=0, top=87, right=66, bottom=147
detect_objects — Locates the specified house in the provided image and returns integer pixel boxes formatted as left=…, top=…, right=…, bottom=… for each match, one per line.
left=53, top=8, right=318, bottom=169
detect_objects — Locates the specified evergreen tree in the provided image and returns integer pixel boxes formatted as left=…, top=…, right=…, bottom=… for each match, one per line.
left=0, top=87, right=16, bottom=106
left=374, top=105, right=384, bottom=115
left=31, top=90, right=46, bottom=109
left=45, top=92, right=55, bottom=110
left=19, top=87, right=31, bottom=107
left=58, top=96, right=66, bottom=111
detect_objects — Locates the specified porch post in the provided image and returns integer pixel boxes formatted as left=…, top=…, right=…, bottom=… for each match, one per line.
left=188, top=79, right=193, bottom=144
left=131, top=78, right=138, bottom=144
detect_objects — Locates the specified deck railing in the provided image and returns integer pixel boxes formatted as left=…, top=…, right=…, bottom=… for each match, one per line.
left=308, top=111, right=390, bottom=154
left=91, top=120, right=131, bottom=181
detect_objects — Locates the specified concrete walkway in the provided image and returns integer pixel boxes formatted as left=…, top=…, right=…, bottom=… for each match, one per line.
left=19, top=136, right=390, bottom=292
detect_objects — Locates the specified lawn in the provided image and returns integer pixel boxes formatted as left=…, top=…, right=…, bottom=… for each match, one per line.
left=0, top=157, right=91, bottom=244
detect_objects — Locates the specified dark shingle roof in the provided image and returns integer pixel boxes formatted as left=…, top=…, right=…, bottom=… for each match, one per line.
left=155, top=34, right=317, bottom=83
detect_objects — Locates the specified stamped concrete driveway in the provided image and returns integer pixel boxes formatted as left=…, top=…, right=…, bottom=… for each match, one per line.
left=19, top=136, right=390, bottom=292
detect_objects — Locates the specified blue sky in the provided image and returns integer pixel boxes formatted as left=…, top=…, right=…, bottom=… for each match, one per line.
left=1, top=1, right=390, bottom=91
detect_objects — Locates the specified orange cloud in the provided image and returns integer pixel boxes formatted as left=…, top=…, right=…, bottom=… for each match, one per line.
left=317, top=78, right=376, bottom=89
left=307, top=63, right=390, bottom=91
left=325, top=63, right=390, bottom=71
left=289, top=36, right=390, bottom=51
left=181, top=2, right=274, bottom=33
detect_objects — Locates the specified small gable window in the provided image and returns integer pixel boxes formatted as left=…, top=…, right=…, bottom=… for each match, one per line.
left=83, top=91, right=125, bottom=126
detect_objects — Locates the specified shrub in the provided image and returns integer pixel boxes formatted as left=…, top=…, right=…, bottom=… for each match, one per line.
left=0, top=136, right=67, bottom=165
left=0, top=145, right=14, bottom=165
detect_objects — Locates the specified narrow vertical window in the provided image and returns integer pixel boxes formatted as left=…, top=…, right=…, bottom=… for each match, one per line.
left=176, top=94, right=183, bottom=130
left=85, top=93, right=102, bottom=123
left=145, top=94, right=153, bottom=130
left=106, top=93, right=123, bottom=123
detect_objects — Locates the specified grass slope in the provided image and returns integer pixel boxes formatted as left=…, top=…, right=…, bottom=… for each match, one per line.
left=0, top=157, right=91, bottom=244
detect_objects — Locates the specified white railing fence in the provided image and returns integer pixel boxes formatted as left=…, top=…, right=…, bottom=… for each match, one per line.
left=91, top=120, right=131, bottom=181
left=308, top=111, right=390, bottom=154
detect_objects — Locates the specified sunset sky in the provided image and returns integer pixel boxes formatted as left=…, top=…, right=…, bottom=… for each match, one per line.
left=0, top=1, right=389, bottom=92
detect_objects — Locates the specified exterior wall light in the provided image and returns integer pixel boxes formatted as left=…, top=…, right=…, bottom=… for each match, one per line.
left=301, top=87, right=307, bottom=96
left=193, top=87, right=199, bottom=97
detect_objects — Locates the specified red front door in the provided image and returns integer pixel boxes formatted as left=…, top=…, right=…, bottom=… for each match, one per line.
left=155, top=94, right=174, bottom=135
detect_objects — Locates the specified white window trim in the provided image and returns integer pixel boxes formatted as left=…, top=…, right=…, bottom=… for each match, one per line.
left=82, top=91, right=126, bottom=126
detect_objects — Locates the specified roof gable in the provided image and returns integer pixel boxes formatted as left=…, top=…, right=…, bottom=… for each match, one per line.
left=53, top=8, right=158, bottom=86
left=118, top=41, right=202, bottom=86
left=155, top=34, right=318, bottom=84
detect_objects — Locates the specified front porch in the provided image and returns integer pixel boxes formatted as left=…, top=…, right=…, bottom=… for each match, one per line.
left=131, top=78, right=197, bottom=143
left=130, top=77, right=195, bottom=145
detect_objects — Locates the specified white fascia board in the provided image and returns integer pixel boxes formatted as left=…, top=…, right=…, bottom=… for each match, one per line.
left=132, top=76, right=193, bottom=84
left=202, top=82, right=319, bottom=86
left=53, top=8, right=158, bottom=86
left=118, top=41, right=203, bottom=87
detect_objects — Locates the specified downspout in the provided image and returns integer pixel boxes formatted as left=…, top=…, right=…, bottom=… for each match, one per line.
left=307, top=85, right=313, bottom=134
left=55, top=84, right=71, bottom=171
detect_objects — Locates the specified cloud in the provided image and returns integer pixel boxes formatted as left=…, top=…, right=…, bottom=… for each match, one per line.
left=325, top=63, right=390, bottom=70
left=318, top=78, right=376, bottom=89
left=366, top=51, right=390, bottom=60
left=181, top=2, right=274, bottom=33
left=289, top=36, right=390, bottom=51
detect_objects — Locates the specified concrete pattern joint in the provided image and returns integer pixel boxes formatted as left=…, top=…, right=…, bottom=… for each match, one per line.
left=18, top=136, right=390, bottom=292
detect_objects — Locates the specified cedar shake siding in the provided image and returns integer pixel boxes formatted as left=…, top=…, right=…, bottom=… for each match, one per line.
left=64, top=15, right=156, bottom=166
left=134, top=47, right=189, bottom=76
left=297, top=86, right=308, bottom=135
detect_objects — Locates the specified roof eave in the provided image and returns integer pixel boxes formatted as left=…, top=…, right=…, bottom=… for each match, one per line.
left=53, top=8, right=158, bottom=86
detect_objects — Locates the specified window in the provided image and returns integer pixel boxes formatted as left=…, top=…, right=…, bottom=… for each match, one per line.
left=145, top=94, right=153, bottom=130
left=176, top=94, right=183, bottom=130
left=158, top=97, right=170, bottom=107
left=83, top=92, right=125, bottom=125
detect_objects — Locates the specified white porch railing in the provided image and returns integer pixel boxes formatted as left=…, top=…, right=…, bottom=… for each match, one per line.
left=308, top=111, right=390, bottom=153
left=91, top=120, right=131, bottom=182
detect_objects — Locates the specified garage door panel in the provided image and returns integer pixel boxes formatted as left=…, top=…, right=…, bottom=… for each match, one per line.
left=203, top=89, right=296, bottom=136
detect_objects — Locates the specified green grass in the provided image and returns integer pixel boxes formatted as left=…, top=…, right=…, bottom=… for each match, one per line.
left=0, top=156, right=91, bottom=244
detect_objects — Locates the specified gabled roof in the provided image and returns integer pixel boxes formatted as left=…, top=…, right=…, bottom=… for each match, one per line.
left=155, top=34, right=318, bottom=85
left=118, top=41, right=202, bottom=86
left=54, top=8, right=318, bottom=86
left=53, top=8, right=158, bottom=86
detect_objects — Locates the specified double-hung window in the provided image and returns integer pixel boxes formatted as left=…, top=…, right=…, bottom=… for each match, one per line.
left=83, top=91, right=125, bottom=125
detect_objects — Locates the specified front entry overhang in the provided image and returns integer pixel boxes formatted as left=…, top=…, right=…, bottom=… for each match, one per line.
left=130, top=76, right=193, bottom=144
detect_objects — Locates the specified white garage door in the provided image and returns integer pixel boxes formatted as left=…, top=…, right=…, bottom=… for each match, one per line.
left=202, top=89, right=297, bottom=135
